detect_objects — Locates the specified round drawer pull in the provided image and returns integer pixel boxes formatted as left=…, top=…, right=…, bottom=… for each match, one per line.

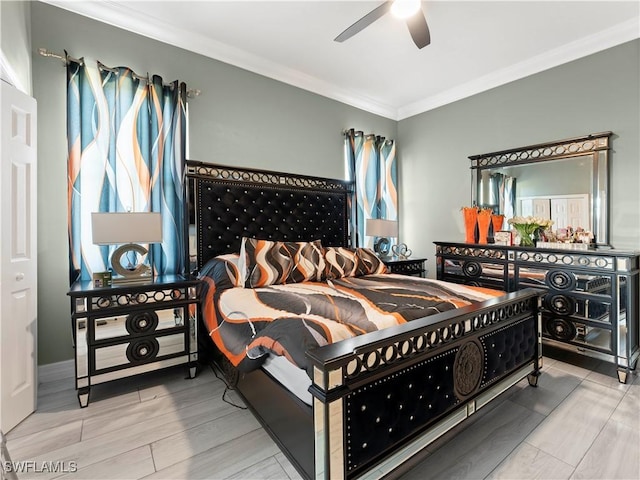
left=545, top=270, right=576, bottom=291
left=544, top=294, right=575, bottom=316
left=545, top=318, right=576, bottom=342
left=462, top=261, right=482, bottom=278
left=126, top=338, right=160, bottom=363
left=125, top=311, right=159, bottom=335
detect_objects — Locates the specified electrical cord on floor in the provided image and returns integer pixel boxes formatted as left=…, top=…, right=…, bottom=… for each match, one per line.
left=208, top=359, right=247, bottom=410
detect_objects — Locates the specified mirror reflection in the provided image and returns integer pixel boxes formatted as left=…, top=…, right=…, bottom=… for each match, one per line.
left=477, top=155, right=593, bottom=231
left=470, top=132, right=611, bottom=246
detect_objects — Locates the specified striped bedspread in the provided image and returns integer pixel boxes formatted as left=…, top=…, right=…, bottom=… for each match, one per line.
left=200, top=274, right=502, bottom=376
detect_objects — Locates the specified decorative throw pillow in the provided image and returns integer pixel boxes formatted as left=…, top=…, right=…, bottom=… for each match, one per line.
left=240, top=238, right=293, bottom=288
left=324, top=246, right=360, bottom=279
left=282, top=240, right=325, bottom=283
left=355, top=247, right=388, bottom=276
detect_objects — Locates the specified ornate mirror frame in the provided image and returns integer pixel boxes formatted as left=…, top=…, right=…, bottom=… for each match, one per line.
left=469, top=132, right=612, bottom=247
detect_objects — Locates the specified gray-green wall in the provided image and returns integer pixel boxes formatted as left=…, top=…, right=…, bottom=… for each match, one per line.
left=398, top=39, right=640, bottom=261
left=0, top=0, right=32, bottom=94
left=30, top=2, right=639, bottom=365
left=31, top=2, right=396, bottom=364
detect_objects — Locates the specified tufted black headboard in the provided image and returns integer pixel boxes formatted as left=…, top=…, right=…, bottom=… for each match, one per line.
left=186, top=161, right=354, bottom=272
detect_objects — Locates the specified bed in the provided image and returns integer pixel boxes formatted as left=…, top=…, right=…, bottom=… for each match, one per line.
left=186, top=161, right=542, bottom=480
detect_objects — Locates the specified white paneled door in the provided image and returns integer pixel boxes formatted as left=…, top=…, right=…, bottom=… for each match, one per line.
left=1, top=81, right=37, bottom=433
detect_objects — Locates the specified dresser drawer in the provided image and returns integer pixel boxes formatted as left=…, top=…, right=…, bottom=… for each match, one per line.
left=542, top=292, right=612, bottom=324
left=440, top=258, right=508, bottom=290
left=516, top=266, right=614, bottom=296
left=543, top=315, right=612, bottom=354
left=93, top=306, right=187, bottom=341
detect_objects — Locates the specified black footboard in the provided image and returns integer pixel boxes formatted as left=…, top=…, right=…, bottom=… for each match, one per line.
left=307, top=288, right=542, bottom=480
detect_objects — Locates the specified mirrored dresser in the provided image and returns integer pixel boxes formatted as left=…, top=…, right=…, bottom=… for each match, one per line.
left=435, top=242, right=639, bottom=383
left=68, top=274, right=200, bottom=407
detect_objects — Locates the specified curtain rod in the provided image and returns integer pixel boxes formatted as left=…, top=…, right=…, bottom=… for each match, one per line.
left=38, top=48, right=201, bottom=98
left=342, top=129, right=394, bottom=143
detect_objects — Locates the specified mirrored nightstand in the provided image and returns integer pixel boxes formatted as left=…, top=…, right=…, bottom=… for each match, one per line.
left=68, top=274, right=200, bottom=407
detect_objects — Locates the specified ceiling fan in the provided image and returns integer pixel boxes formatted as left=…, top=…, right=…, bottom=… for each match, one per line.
left=334, top=0, right=431, bottom=49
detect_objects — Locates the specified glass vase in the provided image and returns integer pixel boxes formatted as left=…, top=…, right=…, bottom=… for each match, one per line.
left=491, top=214, right=504, bottom=235
left=519, top=233, right=535, bottom=247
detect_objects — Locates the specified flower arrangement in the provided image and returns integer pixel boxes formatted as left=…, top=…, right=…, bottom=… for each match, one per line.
left=507, top=216, right=554, bottom=247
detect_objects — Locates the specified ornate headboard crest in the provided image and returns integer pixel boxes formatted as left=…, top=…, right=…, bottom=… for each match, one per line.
left=186, top=161, right=354, bottom=271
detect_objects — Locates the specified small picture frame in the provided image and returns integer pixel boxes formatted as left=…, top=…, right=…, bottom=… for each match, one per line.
left=93, top=271, right=113, bottom=288
left=494, top=230, right=513, bottom=246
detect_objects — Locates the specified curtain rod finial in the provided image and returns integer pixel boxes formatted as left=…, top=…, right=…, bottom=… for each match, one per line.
left=187, top=89, right=201, bottom=98
left=38, top=47, right=67, bottom=65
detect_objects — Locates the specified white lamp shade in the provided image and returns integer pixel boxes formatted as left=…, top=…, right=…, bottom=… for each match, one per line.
left=91, top=212, right=163, bottom=245
left=365, top=219, right=398, bottom=238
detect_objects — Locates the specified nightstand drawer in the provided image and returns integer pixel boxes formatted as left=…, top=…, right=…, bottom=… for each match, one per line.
left=93, top=333, right=186, bottom=371
left=72, top=285, right=197, bottom=315
left=93, top=306, right=186, bottom=341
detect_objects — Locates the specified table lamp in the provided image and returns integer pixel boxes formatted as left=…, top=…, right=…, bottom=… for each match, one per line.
left=365, top=219, right=398, bottom=258
left=91, top=212, right=163, bottom=284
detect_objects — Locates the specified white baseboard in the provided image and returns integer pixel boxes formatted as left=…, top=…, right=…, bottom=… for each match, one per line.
left=38, top=359, right=74, bottom=384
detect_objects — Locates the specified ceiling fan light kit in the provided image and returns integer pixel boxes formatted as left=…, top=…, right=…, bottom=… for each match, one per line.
left=390, top=0, right=421, bottom=19
left=334, top=0, right=431, bottom=49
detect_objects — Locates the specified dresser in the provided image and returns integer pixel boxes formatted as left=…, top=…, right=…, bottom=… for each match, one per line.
left=435, top=242, right=639, bottom=383
left=68, top=274, right=200, bottom=407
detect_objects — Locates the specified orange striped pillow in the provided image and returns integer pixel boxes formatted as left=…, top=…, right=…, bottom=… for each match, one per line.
left=356, top=247, right=388, bottom=275
left=239, top=238, right=325, bottom=287
left=282, top=240, right=325, bottom=283
left=324, top=247, right=388, bottom=279
left=240, top=238, right=292, bottom=288
left=324, top=247, right=359, bottom=279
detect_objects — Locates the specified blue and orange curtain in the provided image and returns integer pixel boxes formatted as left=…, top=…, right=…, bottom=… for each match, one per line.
left=345, top=129, right=398, bottom=247
left=488, top=172, right=516, bottom=219
left=67, top=59, right=187, bottom=282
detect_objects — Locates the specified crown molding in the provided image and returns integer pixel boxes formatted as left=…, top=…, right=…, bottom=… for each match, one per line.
left=397, top=16, right=640, bottom=120
left=41, top=0, right=399, bottom=119
left=42, top=1, right=638, bottom=122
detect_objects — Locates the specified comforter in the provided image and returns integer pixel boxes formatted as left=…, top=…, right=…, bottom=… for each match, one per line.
left=200, top=269, right=502, bottom=376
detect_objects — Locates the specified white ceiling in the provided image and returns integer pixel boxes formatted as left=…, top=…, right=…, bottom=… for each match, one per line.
left=43, top=1, right=640, bottom=120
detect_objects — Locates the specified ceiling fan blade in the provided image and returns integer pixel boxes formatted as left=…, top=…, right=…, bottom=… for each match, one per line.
left=334, top=1, right=392, bottom=43
left=406, top=8, right=431, bottom=49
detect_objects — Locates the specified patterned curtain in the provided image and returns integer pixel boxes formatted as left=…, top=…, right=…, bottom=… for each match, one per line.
left=67, top=59, right=187, bottom=282
left=491, top=173, right=516, bottom=220
left=345, top=129, right=398, bottom=248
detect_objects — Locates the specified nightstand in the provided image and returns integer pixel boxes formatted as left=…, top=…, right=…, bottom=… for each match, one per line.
left=68, top=274, right=200, bottom=407
left=384, top=257, right=427, bottom=277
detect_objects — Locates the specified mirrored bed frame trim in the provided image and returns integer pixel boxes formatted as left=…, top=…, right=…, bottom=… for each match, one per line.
left=469, top=131, right=612, bottom=247
left=186, top=160, right=543, bottom=480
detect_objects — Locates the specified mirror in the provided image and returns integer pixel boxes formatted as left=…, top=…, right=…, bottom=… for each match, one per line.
left=470, top=132, right=611, bottom=247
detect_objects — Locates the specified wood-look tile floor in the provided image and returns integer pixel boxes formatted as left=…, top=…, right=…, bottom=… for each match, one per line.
left=5, top=347, right=639, bottom=480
